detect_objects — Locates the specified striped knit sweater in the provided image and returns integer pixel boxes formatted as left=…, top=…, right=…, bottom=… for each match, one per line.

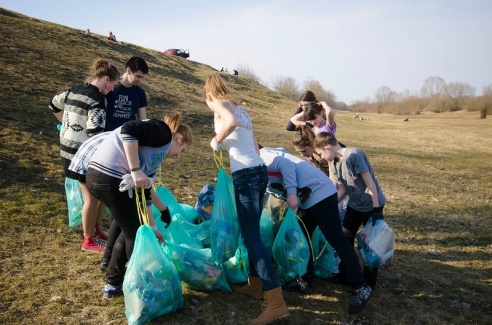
left=49, top=83, right=107, bottom=160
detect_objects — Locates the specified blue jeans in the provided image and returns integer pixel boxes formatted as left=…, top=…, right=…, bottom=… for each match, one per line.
left=232, top=165, right=278, bottom=291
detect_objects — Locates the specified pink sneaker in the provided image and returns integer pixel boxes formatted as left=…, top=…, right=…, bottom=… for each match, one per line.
left=81, top=237, right=106, bottom=252
left=95, top=224, right=108, bottom=241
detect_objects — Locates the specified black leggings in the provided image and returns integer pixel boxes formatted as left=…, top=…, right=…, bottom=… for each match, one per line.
left=86, top=168, right=150, bottom=285
left=303, top=194, right=365, bottom=289
left=341, top=205, right=384, bottom=288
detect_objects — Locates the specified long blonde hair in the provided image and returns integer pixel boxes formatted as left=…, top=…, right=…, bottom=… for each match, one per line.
left=203, top=74, right=238, bottom=106
left=163, top=112, right=193, bottom=146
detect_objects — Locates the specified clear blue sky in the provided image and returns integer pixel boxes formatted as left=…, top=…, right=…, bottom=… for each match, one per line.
left=1, top=0, right=491, bottom=104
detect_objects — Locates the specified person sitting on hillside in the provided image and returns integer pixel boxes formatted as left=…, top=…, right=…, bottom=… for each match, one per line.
left=84, top=28, right=92, bottom=36
left=233, top=69, right=239, bottom=76
left=108, top=31, right=117, bottom=42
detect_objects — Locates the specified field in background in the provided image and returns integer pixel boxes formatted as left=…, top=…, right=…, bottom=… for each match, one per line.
left=0, top=7, right=491, bottom=325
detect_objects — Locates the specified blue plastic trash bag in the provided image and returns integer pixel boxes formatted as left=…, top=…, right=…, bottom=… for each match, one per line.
left=65, top=177, right=84, bottom=230
left=356, top=218, right=395, bottom=268
left=311, top=227, right=337, bottom=279
left=151, top=186, right=189, bottom=222
left=161, top=214, right=203, bottom=249
left=211, top=168, right=239, bottom=265
left=272, top=208, right=310, bottom=285
left=124, top=225, right=183, bottom=325
left=260, top=209, right=274, bottom=260
left=163, top=243, right=232, bottom=293
left=222, top=239, right=249, bottom=284
left=195, top=184, right=215, bottom=221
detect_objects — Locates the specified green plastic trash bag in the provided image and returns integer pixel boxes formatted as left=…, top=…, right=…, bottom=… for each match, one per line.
left=163, top=243, right=232, bottom=293
left=211, top=168, right=239, bottom=265
left=311, top=227, right=337, bottom=279
left=161, top=213, right=203, bottom=249
left=65, top=177, right=84, bottom=230
left=151, top=186, right=188, bottom=221
left=222, top=239, right=249, bottom=284
left=260, top=209, right=274, bottom=260
left=124, top=225, right=183, bottom=325
left=272, top=208, right=310, bottom=285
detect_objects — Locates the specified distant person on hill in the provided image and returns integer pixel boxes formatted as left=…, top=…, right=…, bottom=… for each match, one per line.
left=314, top=132, right=386, bottom=290
left=204, top=74, right=289, bottom=324
left=108, top=31, right=117, bottom=42
left=99, top=56, right=149, bottom=272
left=49, top=58, right=120, bottom=252
left=84, top=28, right=92, bottom=36
left=220, top=67, right=224, bottom=72
left=86, top=113, right=192, bottom=299
left=233, top=69, right=239, bottom=75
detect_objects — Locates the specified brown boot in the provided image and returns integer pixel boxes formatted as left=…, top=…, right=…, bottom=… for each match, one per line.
left=232, top=276, right=263, bottom=299
left=249, top=287, right=289, bottom=325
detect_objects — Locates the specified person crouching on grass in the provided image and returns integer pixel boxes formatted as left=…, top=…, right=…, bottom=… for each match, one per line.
left=86, top=113, right=192, bottom=299
left=313, top=132, right=386, bottom=290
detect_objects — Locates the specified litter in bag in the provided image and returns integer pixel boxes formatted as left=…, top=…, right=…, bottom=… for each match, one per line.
left=195, top=184, right=215, bottom=221
left=65, top=177, right=84, bottom=230
left=272, top=208, right=310, bottom=285
left=260, top=209, right=275, bottom=260
left=124, top=225, right=183, bottom=325
left=163, top=243, right=232, bottom=293
left=311, top=227, right=337, bottom=279
left=222, top=239, right=249, bottom=284
left=210, top=168, right=240, bottom=265
left=356, top=218, right=395, bottom=268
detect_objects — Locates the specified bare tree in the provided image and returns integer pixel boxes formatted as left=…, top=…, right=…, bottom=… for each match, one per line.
left=446, top=81, right=476, bottom=110
left=420, top=76, right=447, bottom=98
left=235, top=64, right=262, bottom=84
left=483, top=84, right=492, bottom=96
left=374, top=86, right=397, bottom=113
left=302, top=78, right=337, bottom=107
left=272, top=76, right=299, bottom=101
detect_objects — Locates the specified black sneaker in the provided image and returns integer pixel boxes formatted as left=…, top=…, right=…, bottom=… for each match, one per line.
left=99, top=257, right=110, bottom=272
left=283, top=277, right=311, bottom=295
left=348, top=285, right=373, bottom=314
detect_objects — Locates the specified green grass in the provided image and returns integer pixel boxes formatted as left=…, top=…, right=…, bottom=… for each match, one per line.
left=1, top=7, right=491, bottom=325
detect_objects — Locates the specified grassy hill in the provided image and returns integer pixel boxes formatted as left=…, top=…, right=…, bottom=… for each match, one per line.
left=1, top=7, right=491, bottom=325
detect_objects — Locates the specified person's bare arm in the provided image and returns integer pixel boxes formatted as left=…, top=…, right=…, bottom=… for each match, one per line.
left=361, top=171, right=380, bottom=208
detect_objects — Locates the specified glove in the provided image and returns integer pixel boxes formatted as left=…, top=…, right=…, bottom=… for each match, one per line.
left=372, top=207, right=384, bottom=226
left=210, top=137, right=222, bottom=151
left=160, top=208, right=171, bottom=228
left=268, top=183, right=287, bottom=200
left=119, top=174, right=134, bottom=198
left=296, top=187, right=312, bottom=204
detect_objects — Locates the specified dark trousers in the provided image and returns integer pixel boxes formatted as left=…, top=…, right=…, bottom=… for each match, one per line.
left=342, top=205, right=385, bottom=288
left=304, top=194, right=365, bottom=289
left=86, top=168, right=142, bottom=286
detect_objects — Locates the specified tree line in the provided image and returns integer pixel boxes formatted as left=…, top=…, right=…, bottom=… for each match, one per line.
left=236, top=65, right=490, bottom=119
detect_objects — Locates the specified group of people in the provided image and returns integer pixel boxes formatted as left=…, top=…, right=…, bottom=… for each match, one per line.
left=82, top=29, right=117, bottom=42
left=219, top=67, right=239, bottom=75
left=50, top=59, right=386, bottom=324
left=204, top=78, right=386, bottom=324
